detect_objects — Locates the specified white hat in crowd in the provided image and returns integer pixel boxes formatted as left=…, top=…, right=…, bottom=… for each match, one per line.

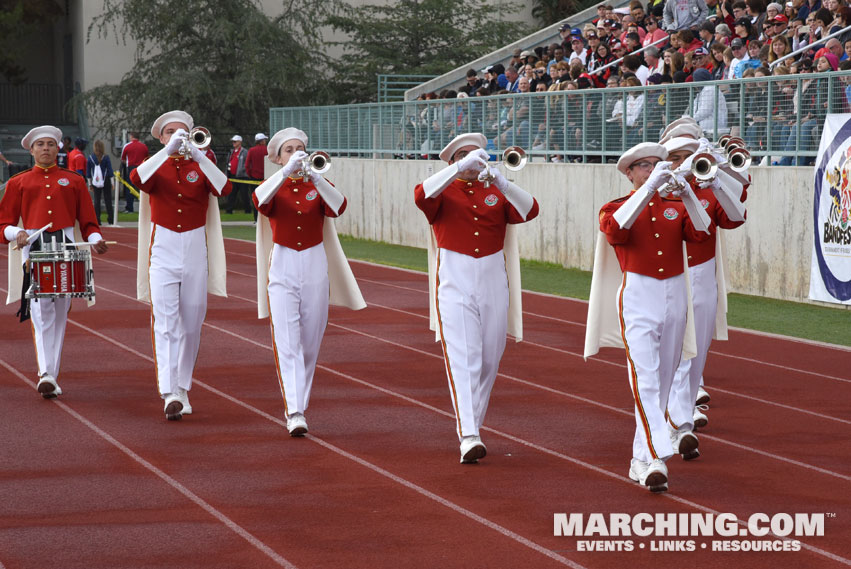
left=617, top=142, right=668, bottom=175
left=254, top=133, right=268, bottom=141
left=21, top=125, right=62, bottom=149
left=150, top=110, right=193, bottom=138
left=231, top=135, right=243, bottom=142
left=439, top=133, right=487, bottom=163
left=267, top=128, right=308, bottom=159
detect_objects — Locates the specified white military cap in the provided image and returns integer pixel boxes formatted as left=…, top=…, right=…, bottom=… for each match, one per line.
left=267, top=127, right=308, bottom=159
left=254, top=133, right=268, bottom=141
left=21, top=125, right=62, bottom=149
left=659, top=117, right=698, bottom=141
left=659, top=123, right=703, bottom=144
left=231, top=135, right=243, bottom=142
left=662, top=136, right=700, bottom=155
left=617, top=142, right=668, bottom=175
left=439, top=133, right=487, bottom=163
left=151, top=110, right=193, bottom=138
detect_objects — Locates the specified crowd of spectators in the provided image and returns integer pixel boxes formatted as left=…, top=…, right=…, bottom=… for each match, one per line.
left=405, top=0, right=851, bottom=164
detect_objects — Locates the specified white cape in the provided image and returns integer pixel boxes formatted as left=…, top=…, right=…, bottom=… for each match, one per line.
left=135, top=192, right=227, bottom=302
left=427, top=225, right=523, bottom=342
left=255, top=215, right=366, bottom=319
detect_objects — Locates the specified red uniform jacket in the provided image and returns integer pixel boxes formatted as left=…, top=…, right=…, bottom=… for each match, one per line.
left=414, top=178, right=539, bottom=258
left=0, top=165, right=100, bottom=243
left=121, top=140, right=149, bottom=168
left=252, top=176, right=345, bottom=250
left=130, top=155, right=232, bottom=233
left=245, top=145, right=267, bottom=180
left=599, top=193, right=712, bottom=279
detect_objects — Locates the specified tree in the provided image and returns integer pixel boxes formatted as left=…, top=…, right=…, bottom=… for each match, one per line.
left=80, top=0, right=338, bottom=136
left=325, top=0, right=531, bottom=103
left=0, top=0, right=63, bottom=84
left=531, top=0, right=603, bottom=28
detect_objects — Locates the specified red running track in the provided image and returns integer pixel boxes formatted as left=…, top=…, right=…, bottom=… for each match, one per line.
left=0, top=227, right=849, bottom=569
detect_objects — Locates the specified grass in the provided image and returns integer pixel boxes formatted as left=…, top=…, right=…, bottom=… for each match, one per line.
left=214, top=229, right=850, bottom=348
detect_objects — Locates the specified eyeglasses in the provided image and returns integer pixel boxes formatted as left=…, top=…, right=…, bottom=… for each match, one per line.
left=536, top=69, right=545, bottom=74
left=630, top=160, right=658, bottom=170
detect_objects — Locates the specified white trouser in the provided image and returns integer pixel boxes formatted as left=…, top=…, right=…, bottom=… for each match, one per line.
left=30, top=297, right=71, bottom=379
left=668, top=258, right=717, bottom=430
left=618, top=271, right=687, bottom=463
left=268, top=243, right=329, bottom=418
left=149, top=225, right=208, bottom=396
left=436, top=248, right=508, bottom=440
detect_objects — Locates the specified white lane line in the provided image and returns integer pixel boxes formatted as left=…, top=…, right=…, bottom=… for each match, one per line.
left=0, top=358, right=298, bottom=569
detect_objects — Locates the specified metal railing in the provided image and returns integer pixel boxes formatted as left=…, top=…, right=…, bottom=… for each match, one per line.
left=377, top=75, right=438, bottom=102
left=271, top=71, right=849, bottom=164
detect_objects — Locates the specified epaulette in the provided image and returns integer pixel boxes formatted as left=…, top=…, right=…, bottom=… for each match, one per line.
left=610, top=196, right=629, bottom=203
left=60, top=167, right=86, bottom=179
left=8, top=168, right=30, bottom=181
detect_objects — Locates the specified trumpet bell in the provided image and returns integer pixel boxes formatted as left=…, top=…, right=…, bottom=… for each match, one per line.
left=727, top=148, right=751, bottom=172
left=308, top=151, right=331, bottom=174
left=503, top=146, right=527, bottom=171
left=189, top=127, right=211, bottom=150
left=717, top=134, right=732, bottom=149
left=691, top=152, right=718, bottom=181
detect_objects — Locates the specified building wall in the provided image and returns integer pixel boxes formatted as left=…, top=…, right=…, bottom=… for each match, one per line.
left=284, top=159, right=818, bottom=304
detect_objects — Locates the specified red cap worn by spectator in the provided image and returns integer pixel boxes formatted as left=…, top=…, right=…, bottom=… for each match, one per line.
left=814, top=47, right=829, bottom=60
left=823, top=53, right=840, bottom=70
left=772, top=14, right=788, bottom=23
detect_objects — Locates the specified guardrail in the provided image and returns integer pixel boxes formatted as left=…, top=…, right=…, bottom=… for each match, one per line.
left=0, top=83, right=66, bottom=124
left=271, top=71, right=849, bottom=164
left=377, top=75, right=438, bottom=102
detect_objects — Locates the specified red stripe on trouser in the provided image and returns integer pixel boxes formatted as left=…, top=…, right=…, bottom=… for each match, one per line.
left=618, top=273, right=659, bottom=460
left=434, top=249, right=464, bottom=437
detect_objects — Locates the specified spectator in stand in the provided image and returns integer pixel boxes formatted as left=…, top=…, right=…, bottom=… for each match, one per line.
left=811, top=8, right=833, bottom=46
left=505, top=65, right=520, bottom=92
left=727, top=37, right=749, bottom=77
left=597, top=19, right=614, bottom=44
left=664, top=0, right=709, bottom=31
left=843, top=38, right=851, bottom=60
left=691, top=67, right=727, bottom=135
left=825, top=36, right=845, bottom=59
left=679, top=29, right=705, bottom=52
left=460, top=69, right=482, bottom=95
left=621, top=16, right=648, bottom=42
left=768, top=34, right=793, bottom=62
left=770, top=14, right=791, bottom=39
left=743, top=67, right=769, bottom=149
left=693, top=47, right=714, bottom=70
left=766, top=1, right=783, bottom=20
left=625, top=32, right=643, bottom=53
left=734, top=17, right=758, bottom=42
left=714, top=22, right=733, bottom=45
left=778, top=55, right=830, bottom=164
left=747, top=0, right=768, bottom=38
left=665, top=47, right=687, bottom=75
left=120, top=132, right=148, bottom=213
left=547, top=44, right=568, bottom=74
left=509, top=49, right=523, bottom=69
left=612, top=40, right=629, bottom=60
left=644, top=16, right=670, bottom=46
left=737, top=39, right=765, bottom=73
left=624, top=53, right=652, bottom=84
left=797, top=0, right=821, bottom=22
left=699, top=21, right=716, bottom=49
left=558, top=22, right=574, bottom=43
left=593, top=3, right=607, bottom=26
left=87, top=139, right=114, bottom=226
left=646, top=46, right=666, bottom=75
left=784, top=1, right=798, bottom=21
left=631, top=0, right=649, bottom=28
left=569, top=36, right=588, bottom=65
left=532, top=62, right=551, bottom=89
left=711, top=43, right=729, bottom=77
left=226, top=135, right=250, bottom=215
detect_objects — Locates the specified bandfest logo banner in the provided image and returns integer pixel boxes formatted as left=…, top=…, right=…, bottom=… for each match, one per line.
left=810, top=114, right=851, bottom=305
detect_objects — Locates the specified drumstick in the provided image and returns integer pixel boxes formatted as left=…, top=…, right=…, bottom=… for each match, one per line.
left=63, top=241, right=118, bottom=247
left=12, top=223, right=53, bottom=250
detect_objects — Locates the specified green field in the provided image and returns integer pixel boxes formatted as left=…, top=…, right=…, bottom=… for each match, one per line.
left=220, top=227, right=850, bottom=348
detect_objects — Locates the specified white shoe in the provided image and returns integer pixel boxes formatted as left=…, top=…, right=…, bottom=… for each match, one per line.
left=696, top=385, right=710, bottom=406
left=287, top=413, right=308, bottom=436
left=670, top=428, right=700, bottom=461
left=629, top=458, right=668, bottom=492
left=177, top=387, right=192, bottom=415
left=459, top=435, right=487, bottom=464
left=163, top=393, right=183, bottom=421
left=693, top=405, right=709, bottom=430
left=37, top=375, right=62, bottom=399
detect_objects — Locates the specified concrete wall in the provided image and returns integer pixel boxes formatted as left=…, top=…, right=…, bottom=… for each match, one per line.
left=324, top=158, right=816, bottom=303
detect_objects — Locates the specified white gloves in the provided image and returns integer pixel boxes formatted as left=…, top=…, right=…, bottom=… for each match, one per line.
left=189, top=145, right=205, bottom=163
left=165, top=128, right=188, bottom=155
left=698, top=178, right=722, bottom=191
left=491, top=168, right=535, bottom=220
left=641, top=160, right=675, bottom=194
left=281, top=150, right=308, bottom=178
left=457, top=149, right=489, bottom=174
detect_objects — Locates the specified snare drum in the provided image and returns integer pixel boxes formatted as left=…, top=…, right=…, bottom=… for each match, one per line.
left=26, top=248, right=95, bottom=299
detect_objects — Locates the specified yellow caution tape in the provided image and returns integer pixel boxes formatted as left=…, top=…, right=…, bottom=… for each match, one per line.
left=113, top=171, right=140, bottom=198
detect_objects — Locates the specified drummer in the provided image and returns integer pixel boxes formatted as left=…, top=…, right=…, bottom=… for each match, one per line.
left=0, top=126, right=108, bottom=399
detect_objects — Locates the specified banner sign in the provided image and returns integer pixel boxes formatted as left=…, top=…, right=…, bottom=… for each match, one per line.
left=810, top=114, right=851, bottom=305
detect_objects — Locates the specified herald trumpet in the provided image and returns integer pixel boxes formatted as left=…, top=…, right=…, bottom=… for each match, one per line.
left=179, top=126, right=211, bottom=157
left=727, top=147, right=751, bottom=172
left=691, top=152, right=718, bottom=182
left=300, top=151, right=331, bottom=182
left=481, top=146, right=527, bottom=187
